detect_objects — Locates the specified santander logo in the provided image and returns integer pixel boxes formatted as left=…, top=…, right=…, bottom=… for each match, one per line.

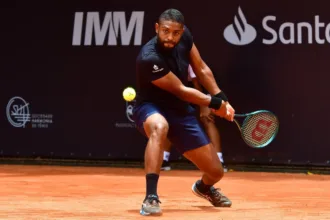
left=223, top=6, right=257, bottom=45
left=224, top=6, right=330, bottom=45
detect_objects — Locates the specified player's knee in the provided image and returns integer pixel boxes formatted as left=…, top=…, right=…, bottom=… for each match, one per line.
left=150, top=122, right=169, bottom=139
left=209, top=166, right=224, bottom=182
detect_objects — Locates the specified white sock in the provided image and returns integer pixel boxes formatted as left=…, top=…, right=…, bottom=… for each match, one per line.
left=163, top=151, right=170, bottom=161
left=217, top=152, right=224, bottom=163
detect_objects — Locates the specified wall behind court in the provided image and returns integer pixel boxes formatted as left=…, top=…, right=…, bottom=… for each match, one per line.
left=1, top=0, right=329, bottom=166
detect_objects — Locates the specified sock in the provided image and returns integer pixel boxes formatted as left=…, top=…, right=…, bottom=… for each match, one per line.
left=196, top=179, right=212, bottom=193
left=146, top=173, right=159, bottom=198
left=217, top=152, right=224, bottom=163
left=163, top=151, right=170, bottom=161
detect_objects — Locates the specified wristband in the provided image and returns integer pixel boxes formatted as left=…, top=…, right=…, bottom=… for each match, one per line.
left=215, top=91, right=228, bottom=102
left=208, top=96, right=223, bottom=110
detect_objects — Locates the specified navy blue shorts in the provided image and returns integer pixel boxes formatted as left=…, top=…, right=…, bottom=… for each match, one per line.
left=132, top=102, right=210, bottom=154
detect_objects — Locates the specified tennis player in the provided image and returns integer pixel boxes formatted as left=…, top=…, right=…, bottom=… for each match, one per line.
left=133, top=8, right=235, bottom=216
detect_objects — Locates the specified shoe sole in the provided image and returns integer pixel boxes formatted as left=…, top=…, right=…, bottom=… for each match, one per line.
left=140, top=203, right=162, bottom=216
left=191, top=182, right=232, bottom=207
left=140, top=207, right=162, bottom=216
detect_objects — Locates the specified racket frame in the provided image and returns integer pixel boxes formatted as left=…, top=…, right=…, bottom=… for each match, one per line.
left=233, top=110, right=279, bottom=148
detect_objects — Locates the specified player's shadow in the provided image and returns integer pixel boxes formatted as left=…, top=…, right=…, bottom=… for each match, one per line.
left=127, top=205, right=222, bottom=215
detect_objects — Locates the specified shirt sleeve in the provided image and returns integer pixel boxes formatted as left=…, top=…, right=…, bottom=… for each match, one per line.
left=138, top=54, right=170, bottom=82
left=187, top=65, right=196, bottom=81
left=182, top=25, right=194, bottom=51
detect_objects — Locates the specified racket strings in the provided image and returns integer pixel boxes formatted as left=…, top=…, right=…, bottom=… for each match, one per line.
left=241, top=113, right=279, bottom=148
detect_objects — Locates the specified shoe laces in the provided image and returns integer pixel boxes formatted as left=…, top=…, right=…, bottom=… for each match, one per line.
left=146, top=194, right=162, bottom=204
left=207, top=187, right=222, bottom=199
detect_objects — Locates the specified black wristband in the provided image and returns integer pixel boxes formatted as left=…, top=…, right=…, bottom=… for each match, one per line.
left=215, top=91, right=228, bottom=102
left=208, top=96, right=223, bottom=110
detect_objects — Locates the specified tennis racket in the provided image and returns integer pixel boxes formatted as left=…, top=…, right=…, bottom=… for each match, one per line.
left=233, top=110, right=279, bottom=148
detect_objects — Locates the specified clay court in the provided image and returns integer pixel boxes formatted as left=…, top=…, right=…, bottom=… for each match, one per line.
left=1, top=165, right=329, bottom=220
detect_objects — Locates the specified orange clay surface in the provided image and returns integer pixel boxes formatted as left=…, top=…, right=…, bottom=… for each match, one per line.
left=0, top=165, right=330, bottom=220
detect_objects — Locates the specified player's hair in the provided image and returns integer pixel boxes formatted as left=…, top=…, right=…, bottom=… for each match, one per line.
left=158, top=9, right=185, bottom=25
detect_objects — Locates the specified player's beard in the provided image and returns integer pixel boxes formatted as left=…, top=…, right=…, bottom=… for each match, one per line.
left=157, top=35, right=176, bottom=51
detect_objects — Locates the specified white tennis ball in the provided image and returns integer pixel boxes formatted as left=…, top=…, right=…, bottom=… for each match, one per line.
left=122, top=87, right=136, bottom=101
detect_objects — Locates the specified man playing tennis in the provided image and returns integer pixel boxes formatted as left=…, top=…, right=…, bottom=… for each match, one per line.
left=133, top=8, right=235, bottom=216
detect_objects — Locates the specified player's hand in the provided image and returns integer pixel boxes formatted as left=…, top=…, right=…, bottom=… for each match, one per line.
left=212, top=101, right=235, bottom=122
left=225, top=102, right=235, bottom=121
left=211, top=101, right=228, bottom=118
left=199, top=106, right=215, bottom=123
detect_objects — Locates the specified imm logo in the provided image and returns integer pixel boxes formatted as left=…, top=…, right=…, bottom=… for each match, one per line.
left=72, top=11, right=144, bottom=46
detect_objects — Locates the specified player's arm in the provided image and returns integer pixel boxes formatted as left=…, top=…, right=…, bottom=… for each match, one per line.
left=191, top=77, right=215, bottom=121
left=152, top=71, right=218, bottom=108
left=189, top=43, right=231, bottom=104
left=141, top=55, right=217, bottom=107
left=152, top=72, right=232, bottom=121
left=189, top=43, right=224, bottom=95
left=188, top=64, right=204, bottom=92
left=191, top=78, right=203, bottom=92
left=188, top=67, right=215, bottom=121
left=140, top=55, right=230, bottom=119
left=189, top=43, right=234, bottom=120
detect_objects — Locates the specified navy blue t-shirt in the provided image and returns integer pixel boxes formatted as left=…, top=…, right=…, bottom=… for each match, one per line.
left=135, top=26, right=194, bottom=114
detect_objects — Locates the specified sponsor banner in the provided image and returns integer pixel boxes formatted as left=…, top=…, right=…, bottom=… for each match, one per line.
left=1, top=0, right=329, bottom=166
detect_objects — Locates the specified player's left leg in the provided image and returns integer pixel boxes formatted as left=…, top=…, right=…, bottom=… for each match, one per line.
left=183, top=144, right=231, bottom=207
left=167, top=107, right=231, bottom=207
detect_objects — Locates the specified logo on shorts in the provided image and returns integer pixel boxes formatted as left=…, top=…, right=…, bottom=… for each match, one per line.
left=6, top=96, right=31, bottom=128
left=223, top=6, right=257, bottom=45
